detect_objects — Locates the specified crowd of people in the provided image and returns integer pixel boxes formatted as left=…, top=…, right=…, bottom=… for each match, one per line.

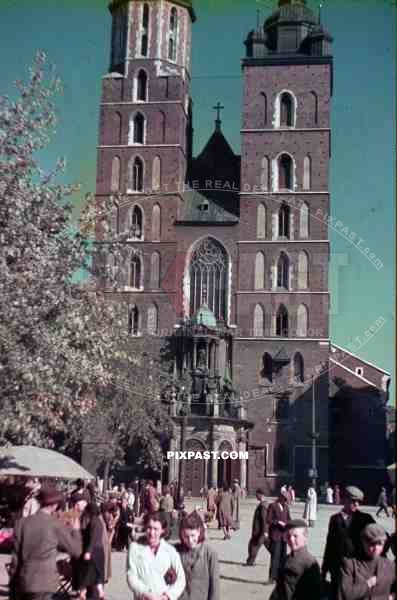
left=1, top=475, right=396, bottom=600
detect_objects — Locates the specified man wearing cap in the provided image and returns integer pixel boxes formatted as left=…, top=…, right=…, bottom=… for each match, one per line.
left=245, top=488, right=269, bottom=566
left=269, top=519, right=322, bottom=600
left=338, top=523, right=395, bottom=600
left=322, top=486, right=375, bottom=599
left=10, top=486, right=82, bottom=600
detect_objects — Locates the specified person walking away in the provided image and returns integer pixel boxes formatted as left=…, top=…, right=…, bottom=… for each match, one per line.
left=206, top=487, right=217, bottom=523
left=159, top=485, right=175, bottom=540
left=269, top=519, right=322, bottom=600
left=126, top=511, right=185, bottom=600
left=376, top=487, right=390, bottom=518
left=176, top=511, right=220, bottom=600
left=326, top=485, right=334, bottom=504
left=334, top=485, right=341, bottom=505
left=246, top=488, right=269, bottom=566
left=266, top=490, right=291, bottom=584
left=117, top=495, right=134, bottom=550
left=217, top=484, right=234, bottom=540
left=74, top=502, right=110, bottom=600
left=10, top=486, right=82, bottom=600
left=286, top=485, right=295, bottom=506
left=231, top=479, right=241, bottom=529
left=322, top=486, right=375, bottom=600
left=303, top=486, right=317, bottom=527
left=338, top=523, right=395, bottom=600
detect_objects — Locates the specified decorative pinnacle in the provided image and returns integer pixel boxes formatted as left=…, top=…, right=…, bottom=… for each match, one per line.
left=213, top=101, right=224, bottom=131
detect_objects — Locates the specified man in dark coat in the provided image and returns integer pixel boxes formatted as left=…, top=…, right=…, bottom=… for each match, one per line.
left=338, top=523, right=395, bottom=600
left=246, top=488, right=269, bottom=566
left=266, top=490, right=291, bottom=583
left=10, top=486, right=82, bottom=600
left=270, top=519, right=322, bottom=600
left=322, top=485, right=375, bottom=600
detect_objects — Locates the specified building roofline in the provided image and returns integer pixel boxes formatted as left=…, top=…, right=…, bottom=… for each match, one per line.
left=330, top=343, right=391, bottom=376
left=329, top=357, right=380, bottom=389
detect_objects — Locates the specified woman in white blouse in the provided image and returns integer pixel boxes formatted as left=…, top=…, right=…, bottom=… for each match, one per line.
left=127, top=511, right=186, bottom=600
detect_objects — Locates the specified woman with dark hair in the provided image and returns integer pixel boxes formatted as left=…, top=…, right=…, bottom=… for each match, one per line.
left=127, top=511, right=185, bottom=600
left=74, top=502, right=110, bottom=600
left=176, top=511, right=220, bottom=600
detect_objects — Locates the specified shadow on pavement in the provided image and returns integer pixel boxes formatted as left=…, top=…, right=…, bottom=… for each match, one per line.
left=220, top=575, right=265, bottom=585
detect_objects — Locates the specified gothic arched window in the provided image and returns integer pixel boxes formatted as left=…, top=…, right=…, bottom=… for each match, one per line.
left=310, top=91, right=318, bottom=125
left=280, top=92, right=294, bottom=127
left=110, top=156, right=121, bottom=192
left=276, top=304, right=289, bottom=337
left=260, top=156, right=269, bottom=191
left=130, top=255, right=142, bottom=289
left=151, top=203, right=161, bottom=240
left=110, top=200, right=120, bottom=235
left=300, top=201, right=309, bottom=239
left=253, top=304, right=264, bottom=337
left=257, top=203, right=267, bottom=239
left=137, top=69, right=148, bottom=101
left=277, top=252, right=289, bottom=289
left=159, top=111, right=166, bottom=143
left=297, top=251, right=308, bottom=289
left=150, top=251, right=160, bottom=288
left=262, top=352, right=273, bottom=383
left=254, top=252, right=265, bottom=289
left=127, top=157, right=144, bottom=192
left=297, top=304, right=308, bottom=337
left=141, top=3, right=149, bottom=57
left=133, top=112, right=145, bottom=144
left=114, top=112, right=122, bottom=144
left=303, top=155, right=311, bottom=190
left=294, top=352, right=304, bottom=382
left=128, top=304, right=139, bottom=335
left=152, top=156, right=161, bottom=190
left=278, top=202, right=290, bottom=238
left=129, top=205, right=143, bottom=239
left=147, top=303, right=158, bottom=335
left=278, top=154, right=293, bottom=190
left=168, top=7, right=178, bottom=61
left=188, top=238, right=228, bottom=321
left=260, top=92, right=267, bottom=126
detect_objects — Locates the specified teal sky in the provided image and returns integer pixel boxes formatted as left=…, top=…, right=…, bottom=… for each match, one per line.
left=0, top=0, right=395, bottom=399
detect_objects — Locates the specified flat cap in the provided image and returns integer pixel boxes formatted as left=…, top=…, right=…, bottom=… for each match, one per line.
left=285, top=519, right=308, bottom=530
left=345, top=486, right=364, bottom=501
left=361, top=523, right=387, bottom=543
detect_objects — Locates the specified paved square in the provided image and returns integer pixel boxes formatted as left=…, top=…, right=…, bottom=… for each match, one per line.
left=0, top=499, right=393, bottom=600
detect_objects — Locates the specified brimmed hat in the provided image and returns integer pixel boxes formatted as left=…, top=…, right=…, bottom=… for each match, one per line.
left=361, top=524, right=387, bottom=544
left=37, top=486, right=64, bottom=507
left=285, top=519, right=308, bottom=530
left=345, top=486, right=364, bottom=502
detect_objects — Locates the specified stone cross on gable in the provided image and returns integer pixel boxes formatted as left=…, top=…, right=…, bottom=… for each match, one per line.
left=213, top=101, right=224, bottom=131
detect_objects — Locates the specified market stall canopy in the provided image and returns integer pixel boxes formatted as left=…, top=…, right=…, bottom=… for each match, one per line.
left=0, top=446, right=94, bottom=480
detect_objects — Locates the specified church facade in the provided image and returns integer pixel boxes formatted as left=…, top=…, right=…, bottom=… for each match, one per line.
left=93, top=0, right=391, bottom=496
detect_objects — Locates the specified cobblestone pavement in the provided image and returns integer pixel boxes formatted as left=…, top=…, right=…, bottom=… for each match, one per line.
left=0, top=499, right=394, bottom=600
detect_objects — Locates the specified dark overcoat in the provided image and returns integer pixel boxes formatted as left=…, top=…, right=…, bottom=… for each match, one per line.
left=270, top=547, right=322, bottom=600
left=11, top=510, right=82, bottom=593
left=322, top=510, right=375, bottom=577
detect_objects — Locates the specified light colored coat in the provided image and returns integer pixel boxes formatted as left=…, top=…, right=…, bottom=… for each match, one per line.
left=303, top=487, right=317, bottom=522
left=127, top=538, right=186, bottom=600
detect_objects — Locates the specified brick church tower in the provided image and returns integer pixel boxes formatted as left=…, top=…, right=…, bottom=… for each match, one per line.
left=236, top=0, right=333, bottom=492
left=93, top=0, right=339, bottom=495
